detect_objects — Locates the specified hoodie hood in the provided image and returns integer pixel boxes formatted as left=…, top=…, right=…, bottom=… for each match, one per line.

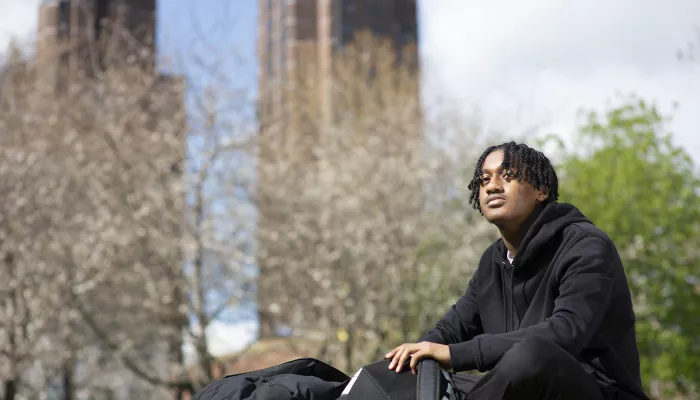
left=494, top=202, right=592, bottom=269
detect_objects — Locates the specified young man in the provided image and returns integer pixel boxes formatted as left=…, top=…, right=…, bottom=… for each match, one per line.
left=385, top=142, right=649, bottom=400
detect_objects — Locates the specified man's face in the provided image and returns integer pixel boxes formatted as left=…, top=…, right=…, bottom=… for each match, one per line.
left=478, top=150, right=548, bottom=227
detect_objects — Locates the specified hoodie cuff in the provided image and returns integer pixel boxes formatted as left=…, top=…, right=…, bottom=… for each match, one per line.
left=448, top=341, right=480, bottom=372
left=420, top=331, right=445, bottom=344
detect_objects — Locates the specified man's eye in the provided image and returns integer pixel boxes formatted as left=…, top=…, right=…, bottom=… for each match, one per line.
left=480, top=177, right=490, bottom=184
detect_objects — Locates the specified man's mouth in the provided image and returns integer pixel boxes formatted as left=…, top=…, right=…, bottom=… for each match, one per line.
left=486, top=195, right=506, bottom=205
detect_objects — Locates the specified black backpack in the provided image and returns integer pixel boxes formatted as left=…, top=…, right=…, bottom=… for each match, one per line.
left=193, top=357, right=455, bottom=400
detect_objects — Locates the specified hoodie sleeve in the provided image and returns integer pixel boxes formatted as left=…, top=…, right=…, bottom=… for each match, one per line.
left=448, top=235, right=615, bottom=372
left=420, top=271, right=484, bottom=345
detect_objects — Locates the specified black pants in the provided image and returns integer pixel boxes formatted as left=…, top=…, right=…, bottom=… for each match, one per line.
left=451, top=337, right=605, bottom=400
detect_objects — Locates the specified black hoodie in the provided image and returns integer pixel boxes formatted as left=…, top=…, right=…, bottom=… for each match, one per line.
left=421, top=202, right=649, bottom=400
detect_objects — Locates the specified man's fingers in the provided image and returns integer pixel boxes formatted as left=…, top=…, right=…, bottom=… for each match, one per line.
left=388, top=347, right=403, bottom=369
left=396, top=346, right=414, bottom=373
left=386, top=343, right=406, bottom=360
left=391, top=348, right=406, bottom=370
left=387, top=344, right=426, bottom=372
left=394, top=349, right=404, bottom=372
left=409, top=349, right=428, bottom=373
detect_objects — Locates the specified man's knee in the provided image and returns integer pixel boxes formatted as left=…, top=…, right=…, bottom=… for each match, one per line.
left=498, top=337, right=562, bottom=381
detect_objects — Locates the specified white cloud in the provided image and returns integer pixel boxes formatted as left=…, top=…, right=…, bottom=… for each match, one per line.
left=0, top=0, right=40, bottom=46
left=421, top=0, right=700, bottom=156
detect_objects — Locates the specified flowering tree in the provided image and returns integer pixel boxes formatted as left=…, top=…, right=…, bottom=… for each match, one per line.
left=0, top=33, right=255, bottom=397
left=255, top=33, right=498, bottom=373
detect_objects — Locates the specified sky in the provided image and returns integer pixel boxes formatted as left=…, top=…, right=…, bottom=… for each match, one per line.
left=4, top=0, right=698, bottom=157
left=2, top=0, right=699, bottom=355
left=419, top=0, right=700, bottom=155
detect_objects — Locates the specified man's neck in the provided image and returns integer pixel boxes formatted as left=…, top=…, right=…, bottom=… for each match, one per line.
left=500, top=228, right=526, bottom=257
left=498, top=206, right=543, bottom=257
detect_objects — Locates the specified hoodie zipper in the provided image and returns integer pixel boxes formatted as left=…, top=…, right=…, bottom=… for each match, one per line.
left=501, top=262, right=507, bottom=332
left=510, top=264, right=515, bottom=331
left=502, top=260, right=516, bottom=332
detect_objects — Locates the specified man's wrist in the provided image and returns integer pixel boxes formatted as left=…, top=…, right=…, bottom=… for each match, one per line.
left=448, top=340, right=479, bottom=372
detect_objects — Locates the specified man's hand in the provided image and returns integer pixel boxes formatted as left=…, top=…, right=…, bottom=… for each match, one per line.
left=385, top=342, right=452, bottom=374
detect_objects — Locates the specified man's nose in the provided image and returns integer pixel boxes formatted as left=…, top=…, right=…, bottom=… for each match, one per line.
left=485, top=176, right=503, bottom=193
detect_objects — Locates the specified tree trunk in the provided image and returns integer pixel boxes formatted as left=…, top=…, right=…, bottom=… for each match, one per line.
left=63, top=358, right=74, bottom=400
left=3, top=379, right=16, bottom=400
left=345, top=328, right=355, bottom=373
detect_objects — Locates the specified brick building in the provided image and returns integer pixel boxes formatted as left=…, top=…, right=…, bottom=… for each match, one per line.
left=257, top=0, right=418, bottom=135
left=37, top=0, right=157, bottom=85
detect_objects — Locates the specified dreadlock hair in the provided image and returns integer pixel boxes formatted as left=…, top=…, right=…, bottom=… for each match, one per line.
left=467, top=141, right=559, bottom=213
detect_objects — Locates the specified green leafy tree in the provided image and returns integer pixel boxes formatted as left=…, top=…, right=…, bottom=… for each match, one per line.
left=542, top=97, right=700, bottom=397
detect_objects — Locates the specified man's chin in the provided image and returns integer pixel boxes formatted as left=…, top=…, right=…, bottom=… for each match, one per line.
left=482, top=207, right=510, bottom=224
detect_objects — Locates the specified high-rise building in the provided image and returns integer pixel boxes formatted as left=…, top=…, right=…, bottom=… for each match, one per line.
left=257, top=0, right=418, bottom=132
left=37, top=0, right=157, bottom=83
left=256, top=0, right=420, bottom=338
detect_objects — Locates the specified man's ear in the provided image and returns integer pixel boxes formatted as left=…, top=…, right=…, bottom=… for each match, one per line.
left=536, top=188, right=549, bottom=203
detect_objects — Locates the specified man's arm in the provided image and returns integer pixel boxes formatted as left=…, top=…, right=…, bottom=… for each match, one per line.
left=420, top=271, right=484, bottom=345
left=385, top=269, right=483, bottom=373
left=448, top=235, right=615, bottom=372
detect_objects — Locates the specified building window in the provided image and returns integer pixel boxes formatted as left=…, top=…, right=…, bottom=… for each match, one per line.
left=57, top=0, right=70, bottom=38
left=371, top=2, right=392, bottom=36
left=341, top=2, right=356, bottom=44
left=94, top=0, right=110, bottom=40
left=342, top=23, right=355, bottom=44
left=56, top=52, right=70, bottom=92
left=59, top=52, right=70, bottom=70
left=329, top=0, right=341, bottom=48
left=266, top=0, right=273, bottom=75
left=280, top=3, right=287, bottom=82
left=399, top=23, right=417, bottom=44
